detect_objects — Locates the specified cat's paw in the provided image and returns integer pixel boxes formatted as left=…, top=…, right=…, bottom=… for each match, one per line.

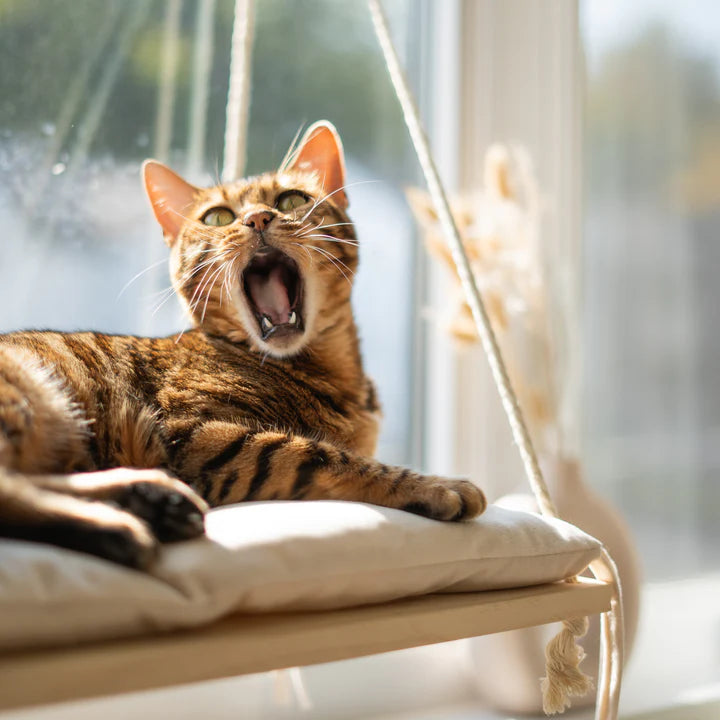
left=403, top=478, right=486, bottom=522
left=112, top=470, right=208, bottom=542
left=73, top=511, right=159, bottom=569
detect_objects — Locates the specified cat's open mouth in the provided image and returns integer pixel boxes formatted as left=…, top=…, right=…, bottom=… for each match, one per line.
left=242, top=247, right=304, bottom=341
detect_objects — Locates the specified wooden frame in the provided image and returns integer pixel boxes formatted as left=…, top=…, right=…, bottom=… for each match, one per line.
left=0, top=578, right=611, bottom=713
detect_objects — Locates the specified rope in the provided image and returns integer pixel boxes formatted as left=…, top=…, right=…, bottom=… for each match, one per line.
left=367, top=0, right=557, bottom=520
left=187, top=0, right=217, bottom=178
left=154, top=0, right=183, bottom=163
left=223, top=0, right=255, bottom=182
left=366, top=2, right=623, bottom=716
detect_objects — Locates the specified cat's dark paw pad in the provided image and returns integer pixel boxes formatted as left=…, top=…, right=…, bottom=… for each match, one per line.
left=83, top=521, right=159, bottom=569
left=404, top=478, right=486, bottom=522
left=117, top=472, right=208, bottom=542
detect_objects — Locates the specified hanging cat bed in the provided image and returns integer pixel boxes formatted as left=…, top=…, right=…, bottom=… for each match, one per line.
left=0, top=1, right=623, bottom=717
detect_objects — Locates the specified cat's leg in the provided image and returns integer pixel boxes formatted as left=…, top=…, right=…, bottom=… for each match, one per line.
left=0, top=345, right=90, bottom=474
left=169, top=421, right=486, bottom=520
left=0, top=470, right=158, bottom=568
left=31, top=468, right=207, bottom=542
left=0, top=347, right=206, bottom=562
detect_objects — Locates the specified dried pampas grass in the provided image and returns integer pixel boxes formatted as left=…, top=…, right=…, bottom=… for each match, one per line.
left=407, top=144, right=560, bottom=454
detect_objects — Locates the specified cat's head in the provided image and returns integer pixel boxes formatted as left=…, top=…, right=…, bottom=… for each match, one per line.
left=143, top=121, right=356, bottom=358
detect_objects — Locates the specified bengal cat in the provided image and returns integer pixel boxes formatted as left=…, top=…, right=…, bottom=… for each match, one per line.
left=0, top=121, right=486, bottom=569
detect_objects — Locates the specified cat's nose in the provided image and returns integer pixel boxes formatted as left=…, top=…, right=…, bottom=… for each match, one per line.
left=243, top=209, right=274, bottom=232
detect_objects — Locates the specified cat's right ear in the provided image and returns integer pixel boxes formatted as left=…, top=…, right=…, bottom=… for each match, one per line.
left=288, top=121, right=348, bottom=209
left=142, top=160, right=199, bottom=244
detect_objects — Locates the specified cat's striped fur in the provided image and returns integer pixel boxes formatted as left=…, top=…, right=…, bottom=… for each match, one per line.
left=0, top=122, right=486, bottom=568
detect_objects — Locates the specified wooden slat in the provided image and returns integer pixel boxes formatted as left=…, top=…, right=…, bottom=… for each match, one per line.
left=0, top=578, right=611, bottom=712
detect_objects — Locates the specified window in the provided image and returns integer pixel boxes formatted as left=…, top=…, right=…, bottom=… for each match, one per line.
left=582, top=0, right=720, bottom=713
left=8, top=2, right=718, bottom=718
left=0, top=0, right=420, bottom=464
left=582, top=0, right=720, bottom=580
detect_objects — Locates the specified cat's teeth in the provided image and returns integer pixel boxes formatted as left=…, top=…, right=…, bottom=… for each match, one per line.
left=261, top=316, right=273, bottom=332
left=288, top=311, right=297, bottom=325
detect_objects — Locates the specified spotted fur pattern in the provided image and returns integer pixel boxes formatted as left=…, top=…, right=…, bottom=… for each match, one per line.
left=0, top=122, right=486, bottom=568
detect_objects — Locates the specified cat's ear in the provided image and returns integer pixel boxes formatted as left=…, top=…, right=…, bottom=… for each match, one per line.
left=142, top=160, right=199, bottom=244
left=288, top=121, right=348, bottom=209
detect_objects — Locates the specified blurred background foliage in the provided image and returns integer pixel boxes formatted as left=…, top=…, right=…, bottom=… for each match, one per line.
left=0, top=0, right=410, bottom=180
left=583, top=4, right=720, bottom=576
left=586, top=21, right=720, bottom=213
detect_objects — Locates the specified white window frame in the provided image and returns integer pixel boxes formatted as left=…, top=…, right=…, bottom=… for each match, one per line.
left=421, top=0, right=583, bottom=502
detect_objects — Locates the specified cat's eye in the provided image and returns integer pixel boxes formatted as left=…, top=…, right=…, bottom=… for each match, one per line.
left=202, top=207, right=236, bottom=226
left=275, top=190, right=310, bottom=212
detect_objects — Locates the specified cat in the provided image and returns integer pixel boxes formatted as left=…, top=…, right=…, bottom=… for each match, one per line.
left=0, top=121, right=486, bottom=569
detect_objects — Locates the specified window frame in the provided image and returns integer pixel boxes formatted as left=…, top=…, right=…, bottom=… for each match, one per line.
left=419, top=0, right=584, bottom=499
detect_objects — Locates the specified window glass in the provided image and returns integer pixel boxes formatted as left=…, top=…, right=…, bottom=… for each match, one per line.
left=0, top=0, right=417, bottom=464
left=582, top=0, right=720, bottom=579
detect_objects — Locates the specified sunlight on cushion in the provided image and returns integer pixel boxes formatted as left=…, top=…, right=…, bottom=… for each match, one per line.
left=0, top=501, right=601, bottom=651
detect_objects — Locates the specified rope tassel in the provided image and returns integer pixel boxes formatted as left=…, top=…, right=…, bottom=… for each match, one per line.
left=541, top=616, right=593, bottom=714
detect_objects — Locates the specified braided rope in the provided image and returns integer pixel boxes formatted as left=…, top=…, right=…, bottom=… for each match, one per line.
left=222, top=0, right=255, bottom=182
left=367, top=0, right=557, bottom=520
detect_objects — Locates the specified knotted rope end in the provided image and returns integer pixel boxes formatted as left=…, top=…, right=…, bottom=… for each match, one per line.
left=540, top=615, right=593, bottom=715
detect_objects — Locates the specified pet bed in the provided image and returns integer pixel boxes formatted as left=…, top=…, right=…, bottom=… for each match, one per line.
left=0, top=1, right=623, bottom=717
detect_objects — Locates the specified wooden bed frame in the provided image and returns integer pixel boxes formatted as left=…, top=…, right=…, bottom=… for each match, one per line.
left=0, top=577, right=612, bottom=713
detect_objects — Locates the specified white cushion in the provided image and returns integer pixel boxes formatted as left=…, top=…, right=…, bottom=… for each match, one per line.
left=0, top=501, right=601, bottom=651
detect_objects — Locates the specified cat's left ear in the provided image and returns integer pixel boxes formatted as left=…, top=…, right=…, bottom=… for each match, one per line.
left=288, top=121, right=348, bottom=209
left=143, top=160, right=199, bottom=244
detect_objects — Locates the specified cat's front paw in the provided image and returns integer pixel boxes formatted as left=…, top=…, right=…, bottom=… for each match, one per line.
left=113, top=470, right=208, bottom=542
left=403, top=478, right=486, bottom=522
left=86, top=520, right=159, bottom=569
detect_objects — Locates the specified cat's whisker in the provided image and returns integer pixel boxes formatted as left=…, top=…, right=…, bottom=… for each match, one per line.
left=218, top=258, right=232, bottom=307
left=289, top=241, right=315, bottom=265
left=292, top=221, right=315, bottom=237
left=116, top=259, right=169, bottom=301
left=183, top=247, right=235, bottom=309
left=173, top=320, right=194, bottom=343
left=277, top=123, right=308, bottom=173
left=304, top=244, right=354, bottom=286
left=183, top=248, right=233, bottom=279
left=300, top=234, right=359, bottom=247
left=147, top=283, right=175, bottom=301
left=177, top=256, right=221, bottom=288
left=301, top=180, right=379, bottom=222
left=200, top=264, right=227, bottom=323
left=218, top=257, right=238, bottom=308
left=150, top=285, right=181, bottom=316
left=298, top=222, right=354, bottom=235
left=192, top=251, right=234, bottom=316
left=310, top=244, right=354, bottom=275
left=187, top=260, right=222, bottom=315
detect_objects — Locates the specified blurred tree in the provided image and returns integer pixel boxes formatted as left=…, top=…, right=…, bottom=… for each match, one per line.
left=586, top=22, right=720, bottom=210
left=0, top=0, right=410, bottom=177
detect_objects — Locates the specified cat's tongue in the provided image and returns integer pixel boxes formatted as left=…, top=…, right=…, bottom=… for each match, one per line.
left=246, top=266, right=291, bottom=325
